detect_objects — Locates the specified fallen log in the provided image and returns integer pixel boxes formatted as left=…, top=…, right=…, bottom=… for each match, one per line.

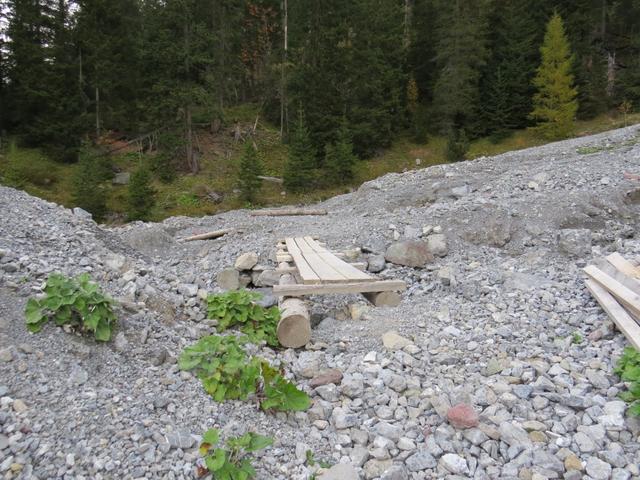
left=258, top=176, right=284, bottom=184
left=250, top=208, right=328, bottom=217
left=181, top=228, right=234, bottom=242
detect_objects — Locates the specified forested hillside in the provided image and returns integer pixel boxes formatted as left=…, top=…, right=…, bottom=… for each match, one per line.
left=0, top=0, right=639, bottom=221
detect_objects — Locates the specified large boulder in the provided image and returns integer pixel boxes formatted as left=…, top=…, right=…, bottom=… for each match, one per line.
left=216, top=268, right=240, bottom=290
left=385, top=240, right=433, bottom=267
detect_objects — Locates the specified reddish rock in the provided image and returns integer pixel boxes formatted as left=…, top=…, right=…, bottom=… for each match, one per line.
left=447, top=403, right=479, bottom=429
left=309, top=369, right=343, bottom=388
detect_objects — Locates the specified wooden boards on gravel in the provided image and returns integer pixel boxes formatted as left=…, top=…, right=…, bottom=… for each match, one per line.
left=584, top=253, right=640, bottom=348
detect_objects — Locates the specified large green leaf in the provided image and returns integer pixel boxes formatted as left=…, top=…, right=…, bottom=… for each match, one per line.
left=24, top=299, right=44, bottom=324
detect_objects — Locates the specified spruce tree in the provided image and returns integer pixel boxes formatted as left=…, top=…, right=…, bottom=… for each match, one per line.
left=238, top=141, right=263, bottom=203
left=71, top=149, right=107, bottom=221
left=530, top=13, right=579, bottom=140
left=480, top=0, right=540, bottom=137
left=431, top=0, right=490, bottom=136
left=283, top=110, right=316, bottom=193
left=127, top=166, right=155, bottom=221
left=324, top=119, right=357, bottom=185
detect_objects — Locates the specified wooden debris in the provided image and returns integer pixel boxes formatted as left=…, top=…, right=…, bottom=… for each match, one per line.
left=250, top=208, right=328, bottom=217
left=584, top=254, right=640, bottom=348
left=586, top=280, right=640, bottom=350
left=277, top=298, right=311, bottom=348
left=273, top=279, right=407, bottom=297
left=181, top=228, right=234, bottom=242
left=362, top=291, right=402, bottom=307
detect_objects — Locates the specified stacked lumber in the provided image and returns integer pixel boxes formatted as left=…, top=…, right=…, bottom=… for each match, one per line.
left=584, top=253, right=640, bottom=349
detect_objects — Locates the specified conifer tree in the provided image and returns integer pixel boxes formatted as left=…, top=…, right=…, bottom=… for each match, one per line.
left=324, top=119, right=356, bottom=185
left=530, top=13, right=579, bottom=140
left=431, top=0, right=490, bottom=136
left=238, top=141, right=263, bottom=203
left=283, top=109, right=316, bottom=193
left=127, top=166, right=155, bottom=221
left=71, top=149, right=108, bottom=221
left=480, top=0, right=540, bottom=137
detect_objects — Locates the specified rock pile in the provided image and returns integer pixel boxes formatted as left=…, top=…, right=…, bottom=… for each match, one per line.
left=1, top=124, right=640, bottom=479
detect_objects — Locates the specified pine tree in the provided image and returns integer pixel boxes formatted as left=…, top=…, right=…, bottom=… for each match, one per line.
left=445, top=126, right=469, bottom=162
left=127, top=167, right=155, bottom=221
left=71, top=149, right=108, bottom=221
left=324, top=119, right=357, bottom=185
left=283, top=110, right=316, bottom=193
left=238, top=141, right=263, bottom=203
left=530, top=13, right=579, bottom=140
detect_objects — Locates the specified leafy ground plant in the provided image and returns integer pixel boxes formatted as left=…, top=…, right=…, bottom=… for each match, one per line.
left=207, top=290, right=280, bottom=347
left=614, top=347, right=640, bottom=416
left=179, top=334, right=310, bottom=412
left=24, top=273, right=117, bottom=341
left=197, top=428, right=272, bottom=480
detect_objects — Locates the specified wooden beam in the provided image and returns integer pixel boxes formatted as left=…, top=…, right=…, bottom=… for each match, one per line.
left=606, top=253, right=640, bottom=280
left=586, top=279, right=640, bottom=350
left=285, top=238, right=321, bottom=284
left=363, top=291, right=402, bottom=307
left=181, top=228, right=234, bottom=242
left=273, top=280, right=406, bottom=297
left=584, top=265, right=640, bottom=317
left=251, top=208, right=328, bottom=217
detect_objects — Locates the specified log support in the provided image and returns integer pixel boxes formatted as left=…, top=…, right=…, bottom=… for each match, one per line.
left=362, top=291, right=402, bottom=307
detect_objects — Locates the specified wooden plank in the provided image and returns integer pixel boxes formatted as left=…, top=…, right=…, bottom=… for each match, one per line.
left=584, top=265, right=640, bottom=317
left=294, top=238, right=346, bottom=282
left=276, top=254, right=293, bottom=263
left=303, top=237, right=372, bottom=281
left=273, top=280, right=407, bottom=296
left=586, top=279, right=640, bottom=350
left=594, top=258, right=640, bottom=296
left=285, top=238, right=321, bottom=284
left=606, top=253, right=640, bottom=280
left=251, top=208, right=328, bottom=217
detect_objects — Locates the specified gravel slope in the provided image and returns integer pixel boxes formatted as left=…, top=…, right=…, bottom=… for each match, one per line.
left=1, top=124, right=640, bottom=480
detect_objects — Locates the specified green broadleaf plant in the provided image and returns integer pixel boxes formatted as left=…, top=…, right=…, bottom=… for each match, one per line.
left=179, top=335, right=310, bottom=413
left=206, top=290, right=280, bottom=347
left=614, top=347, right=640, bottom=416
left=24, top=273, right=117, bottom=341
left=199, top=428, right=273, bottom=480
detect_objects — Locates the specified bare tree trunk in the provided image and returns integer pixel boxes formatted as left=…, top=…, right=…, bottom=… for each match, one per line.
left=606, top=51, right=616, bottom=97
left=185, top=105, right=197, bottom=173
left=403, top=0, right=413, bottom=49
left=95, top=86, right=100, bottom=140
left=280, top=0, right=288, bottom=138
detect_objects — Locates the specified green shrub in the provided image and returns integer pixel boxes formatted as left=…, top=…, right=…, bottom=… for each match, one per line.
left=198, top=428, right=272, bottom=480
left=238, top=141, right=263, bottom=203
left=25, top=273, right=117, bottom=341
left=127, top=167, right=155, bottom=221
left=207, top=290, right=280, bottom=347
left=72, top=150, right=108, bottom=221
left=179, top=334, right=310, bottom=412
left=445, top=128, right=469, bottom=162
left=614, top=347, right=640, bottom=416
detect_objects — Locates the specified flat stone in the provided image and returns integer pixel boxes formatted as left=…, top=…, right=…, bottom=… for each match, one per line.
left=564, top=454, right=583, bottom=471
left=216, top=268, right=240, bottom=290
left=380, top=465, right=408, bottom=480
left=557, top=228, right=592, bottom=257
left=364, top=459, right=393, bottom=479
left=384, top=240, right=434, bottom=268
left=235, top=252, right=259, bottom=270
left=350, top=303, right=371, bottom=321
left=319, top=463, right=359, bottom=480
left=499, top=422, right=532, bottom=449
left=309, top=369, right=343, bottom=388
left=12, top=399, right=28, bottom=413
left=439, top=453, right=468, bottom=475
left=165, top=431, right=195, bottom=450
left=405, top=450, right=437, bottom=471
left=367, top=255, right=386, bottom=273
left=585, top=456, right=612, bottom=480
left=382, top=331, right=413, bottom=351
left=425, top=234, right=448, bottom=257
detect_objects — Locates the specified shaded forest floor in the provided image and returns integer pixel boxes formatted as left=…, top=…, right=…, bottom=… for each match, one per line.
left=1, top=106, right=639, bottom=223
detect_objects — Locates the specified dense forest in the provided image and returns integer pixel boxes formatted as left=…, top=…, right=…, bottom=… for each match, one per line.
left=0, top=0, right=639, bottom=215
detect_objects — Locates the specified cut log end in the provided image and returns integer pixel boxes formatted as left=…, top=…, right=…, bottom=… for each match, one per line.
left=363, top=291, right=402, bottom=307
left=277, top=298, right=311, bottom=348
